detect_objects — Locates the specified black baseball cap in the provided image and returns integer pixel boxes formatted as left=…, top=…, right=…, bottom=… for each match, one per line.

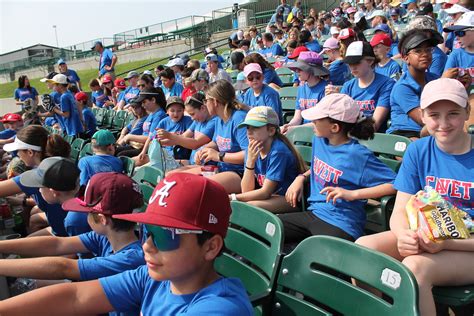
left=342, top=41, right=376, bottom=64
left=231, top=51, right=245, bottom=70
left=400, top=31, right=442, bottom=56
left=135, top=87, right=166, bottom=104
left=20, top=157, right=79, bottom=191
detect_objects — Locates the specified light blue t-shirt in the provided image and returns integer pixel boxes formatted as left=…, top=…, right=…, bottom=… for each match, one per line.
left=259, top=43, right=285, bottom=58
left=188, top=116, right=217, bottom=164
left=263, top=68, right=283, bottom=87
left=78, top=155, right=124, bottom=186
left=296, top=80, right=328, bottom=123
left=122, top=86, right=140, bottom=105
left=340, top=73, right=394, bottom=117
left=50, top=91, right=66, bottom=131
left=248, top=138, right=298, bottom=195
left=14, top=87, right=38, bottom=101
left=308, top=136, right=396, bottom=239
left=60, top=91, right=84, bottom=136
left=99, top=266, right=253, bottom=316
left=444, top=48, right=474, bottom=92
left=240, top=84, right=283, bottom=125
left=375, top=59, right=401, bottom=80
left=82, top=108, right=97, bottom=137
left=394, top=136, right=474, bottom=217
left=142, top=109, right=167, bottom=137
left=99, top=49, right=115, bottom=76
left=387, top=71, right=439, bottom=134
left=91, top=90, right=109, bottom=108
left=328, top=60, right=351, bottom=86
left=161, top=82, right=184, bottom=99
left=213, top=110, right=249, bottom=172
left=154, top=115, right=193, bottom=157
left=126, top=116, right=148, bottom=135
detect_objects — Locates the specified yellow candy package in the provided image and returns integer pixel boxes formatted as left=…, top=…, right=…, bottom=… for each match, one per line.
left=406, top=186, right=471, bottom=241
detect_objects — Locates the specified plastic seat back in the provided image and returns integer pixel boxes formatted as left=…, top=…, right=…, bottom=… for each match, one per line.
left=132, top=165, right=164, bottom=187
left=120, top=156, right=135, bottom=177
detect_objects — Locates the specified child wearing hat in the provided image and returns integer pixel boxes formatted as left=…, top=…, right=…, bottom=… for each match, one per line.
left=321, top=37, right=351, bottom=86
left=206, top=54, right=232, bottom=84
left=339, top=41, right=395, bottom=131
left=0, top=173, right=253, bottom=315
left=387, top=28, right=442, bottom=138
left=136, top=96, right=192, bottom=166
left=116, top=71, right=141, bottom=110
left=239, top=63, right=283, bottom=125
left=370, top=33, right=402, bottom=79
left=78, top=130, right=123, bottom=186
left=74, top=92, right=97, bottom=138
left=0, top=113, right=23, bottom=146
left=234, top=106, right=305, bottom=213
left=356, top=78, right=474, bottom=316
left=283, top=51, right=330, bottom=133
left=0, top=170, right=145, bottom=311
left=283, top=94, right=396, bottom=247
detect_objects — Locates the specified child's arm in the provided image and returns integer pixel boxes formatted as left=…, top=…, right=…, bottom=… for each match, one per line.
left=52, top=107, right=70, bottom=118
left=0, top=256, right=81, bottom=280
left=320, top=183, right=396, bottom=204
left=123, top=134, right=148, bottom=144
left=0, top=137, right=14, bottom=145
left=0, top=280, right=113, bottom=315
left=157, top=130, right=210, bottom=150
left=0, top=235, right=87, bottom=257
left=285, top=171, right=310, bottom=207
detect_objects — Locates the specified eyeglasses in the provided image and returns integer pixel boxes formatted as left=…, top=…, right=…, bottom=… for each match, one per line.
left=247, top=74, right=262, bottom=81
left=454, top=30, right=467, bottom=37
left=408, top=47, right=434, bottom=56
left=140, top=224, right=202, bottom=251
left=137, top=84, right=146, bottom=88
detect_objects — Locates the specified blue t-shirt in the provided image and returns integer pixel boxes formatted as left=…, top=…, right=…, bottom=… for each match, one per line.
left=99, top=266, right=253, bottom=316
left=155, top=116, right=193, bottom=157
left=13, top=176, right=68, bottom=237
left=91, top=90, right=109, bottom=108
left=375, top=59, right=401, bottom=80
left=328, top=60, right=351, bottom=86
left=240, top=85, right=283, bottom=125
left=62, top=69, right=80, bottom=86
left=63, top=212, right=91, bottom=237
left=50, top=91, right=66, bottom=131
left=305, top=40, right=322, bottom=53
left=263, top=68, right=283, bottom=87
left=259, top=44, right=285, bottom=58
left=78, top=155, right=124, bottom=186
left=308, top=137, right=396, bottom=239
left=122, top=86, right=140, bottom=105
left=394, top=136, right=474, bottom=217
left=78, top=232, right=145, bottom=281
left=60, top=91, right=84, bottom=136
left=82, top=108, right=97, bottom=137
left=444, top=48, right=474, bottom=92
left=142, top=109, right=167, bottom=137
left=387, top=71, right=439, bottom=134
left=188, top=116, right=217, bottom=164
left=340, top=73, right=394, bottom=117
left=126, top=116, right=148, bottom=135
left=44, top=117, right=57, bottom=127
left=161, top=82, right=184, bottom=99
left=14, top=87, right=38, bottom=101
left=213, top=110, right=249, bottom=172
left=99, top=49, right=115, bottom=76
left=249, top=138, right=298, bottom=195
left=296, top=80, right=328, bottom=123
left=401, top=47, right=447, bottom=77
left=0, top=129, right=16, bottom=140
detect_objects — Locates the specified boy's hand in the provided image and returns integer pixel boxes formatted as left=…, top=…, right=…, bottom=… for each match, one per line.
left=417, top=230, right=444, bottom=254
left=397, top=229, right=420, bottom=257
left=320, top=187, right=356, bottom=204
left=199, top=148, right=219, bottom=163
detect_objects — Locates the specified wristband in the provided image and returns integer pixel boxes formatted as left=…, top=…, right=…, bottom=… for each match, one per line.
left=230, top=193, right=238, bottom=201
left=245, top=166, right=255, bottom=170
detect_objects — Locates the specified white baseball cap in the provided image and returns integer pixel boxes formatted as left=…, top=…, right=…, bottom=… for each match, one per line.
left=443, top=11, right=474, bottom=31
left=46, top=74, right=68, bottom=85
left=444, top=4, right=470, bottom=15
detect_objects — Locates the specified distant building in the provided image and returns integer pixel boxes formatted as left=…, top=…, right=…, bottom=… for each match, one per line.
left=0, top=43, right=60, bottom=65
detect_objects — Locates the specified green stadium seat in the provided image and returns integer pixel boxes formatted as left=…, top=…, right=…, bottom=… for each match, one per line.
left=432, top=285, right=474, bottom=315
left=270, top=236, right=420, bottom=316
left=100, top=110, right=116, bottom=129
left=468, top=124, right=474, bottom=134
left=119, top=156, right=135, bottom=177
left=132, top=165, right=164, bottom=187
left=138, top=183, right=155, bottom=212
left=279, top=75, right=294, bottom=87
left=285, top=126, right=313, bottom=165
left=276, top=68, right=293, bottom=76
left=94, top=108, right=106, bottom=126
left=70, top=138, right=87, bottom=163
left=63, top=135, right=74, bottom=144
left=215, top=201, right=284, bottom=315
left=280, top=87, right=298, bottom=124
left=279, top=86, right=298, bottom=99
left=78, top=143, right=93, bottom=160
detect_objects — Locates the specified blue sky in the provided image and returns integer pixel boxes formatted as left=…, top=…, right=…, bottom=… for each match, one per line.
left=0, top=0, right=245, bottom=54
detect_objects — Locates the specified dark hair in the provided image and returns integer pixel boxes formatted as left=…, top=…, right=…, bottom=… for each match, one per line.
left=139, top=74, right=154, bottom=86
left=16, top=125, right=70, bottom=159
left=185, top=92, right=206, bottom=109
left=287, top=40, right=298, bottom=49
left=68, top=84, right=80, bottom=95
left=328, top=117, right=375, bottom=140
left=196, top=231, right=225, bottom=257
left=46, top=134, right=71, bottom=158
left=91, top=213, right=136, bottom=232
left=298, top=29, right=312, bottom=44
left=159, top=68, right=175, bottom=80
left=18, top=75, right=32, bottom=91
left=335, top=18, right=352, bottom=29
left=181, top=67, right=195, bottom=78
left=155, top=64, right=165, bottom=72
left=263, top=32, right=274, bottom=42
left=243, top=53, right=274, bottom=71
left=89, top=78, right=100, bottom=88
left=141, top=87, right=167, bottom=110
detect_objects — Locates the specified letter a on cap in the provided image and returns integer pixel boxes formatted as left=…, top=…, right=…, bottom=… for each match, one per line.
left=209, top=213, right=218, bottom=224
left=149, top=180, right=176, bottom=207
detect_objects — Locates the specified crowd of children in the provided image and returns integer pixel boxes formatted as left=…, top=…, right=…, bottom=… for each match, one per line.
left=2, top=0, right=473, bottom=314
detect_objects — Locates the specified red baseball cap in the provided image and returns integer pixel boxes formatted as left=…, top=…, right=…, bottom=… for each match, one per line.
left=370, top=33, right=392, bottom=47
left=114, top=78, right=126, bottom=89
left=288, top=46, right=309, bottom=60
left=114, top=173, right=231, bottom=237
left=1, top=113, right=22, bottom=123
left=102, top=74, right=113, bottom=84
left=63, top=172, right=143, bottom=215
left=75, top=91, right=88, bottom=102
left=338, top=28, right=356, bottom=40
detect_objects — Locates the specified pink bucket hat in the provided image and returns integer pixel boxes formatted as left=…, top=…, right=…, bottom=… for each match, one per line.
left=420, top=78, right=468, bottom=109
left=301, top=93, right=362, bottom=123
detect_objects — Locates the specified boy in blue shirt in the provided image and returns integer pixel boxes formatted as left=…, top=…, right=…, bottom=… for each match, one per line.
left=0, top=113, right=23, bottom=145
left=46, top=74, right=84, bottom=137
left=259, top=32, right=285, bottom=57
left=159, top=68, right=184, bottom=98
left=370, top=33, right=402, bottom=80
left=57, top=59, right=81, bottom=91
left=78, top=130, right=123, bottom=186
left=0, top=170, right=144, bottom=307
left=0, top=173, right=253, bottom=316
left=74, top=92, right=97, bottom=138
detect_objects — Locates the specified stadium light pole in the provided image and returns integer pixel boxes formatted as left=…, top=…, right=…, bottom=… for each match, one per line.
left=53, top=25, right=59, bottom=47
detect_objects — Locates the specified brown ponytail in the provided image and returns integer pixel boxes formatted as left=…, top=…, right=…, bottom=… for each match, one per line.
left=273, top=128, right=308, bottom=174
left=329, top=117, right=376, bottom=140
left=45, top=134, right=71, bottom=158
left=205, top=80, right=248, bottom=120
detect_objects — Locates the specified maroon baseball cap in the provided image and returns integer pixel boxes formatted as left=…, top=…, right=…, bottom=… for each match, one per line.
left=63, top=172, right=143, bottom=215
left=114, top=173, right=231, bottom=237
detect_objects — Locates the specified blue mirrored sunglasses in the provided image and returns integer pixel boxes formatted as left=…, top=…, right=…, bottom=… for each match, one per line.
left=454, top=30, right=466, bottom=37
left=139, top=224, right=202, bottom=252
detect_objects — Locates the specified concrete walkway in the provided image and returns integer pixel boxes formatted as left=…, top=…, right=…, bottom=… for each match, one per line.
left=0, top=98, right=21, bottom=116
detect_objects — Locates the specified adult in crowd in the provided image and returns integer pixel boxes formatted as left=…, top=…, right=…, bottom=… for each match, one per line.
left=57, top=59, right=81, bottom=90
left=14, top=75, right=39, bottom=111
left=92, top=41, right=118, bottom=79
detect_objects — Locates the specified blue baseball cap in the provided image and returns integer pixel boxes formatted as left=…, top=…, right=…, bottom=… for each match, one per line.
left=402, top=0, right=416, bottom=6
left=57, top=59, right=66, bottom=65
left=390, top=8, right=400, bottom=16
left=91, top=41, right=103, bottom=50
left=374, top=24, right=392, bottom=36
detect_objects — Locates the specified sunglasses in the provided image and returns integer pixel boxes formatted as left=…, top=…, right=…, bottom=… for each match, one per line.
left=247, top=74, right=262, bottom=81
left=140, top=224, right=202, bottom=252
left=408, top=47, right=434, bottom=56
left=138, top=84, right=146, bottom=88
left=454, top=30, right=468, bottom=37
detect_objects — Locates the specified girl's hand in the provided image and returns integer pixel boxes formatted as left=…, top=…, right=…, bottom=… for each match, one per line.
left=199, top=148, right=219, bottom=163
left=285, top=176, right=305, bottom=207
left=137, top=152, right=147, bottom=163
left=320, top=187, right=356, bottom=204
left=397, top=229, right=420, bottom=257
left=156, top=129, right=176, bottom=145
left=246, top=139, right=262, bottom=165
left=417, top=230, right=444, bottom=254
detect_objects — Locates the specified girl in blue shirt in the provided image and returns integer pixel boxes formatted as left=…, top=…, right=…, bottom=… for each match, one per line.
left=14, top=75, right=39, bottom=111
left=89, top=79, right=110, bottom=108
left=356, top=78, right=474, bottom=316
left=156, top=92, right=215, bottom=167
left=282, top=93, right=396, bottom=244
left=116, top=102, right=148, bottom=146
left=387, top=29, right=442, bottom=138
left=283, top=51, right=329, bottom=133
left=193, top=80, right=249, bottom=193
left=243, top=53, right=283, bottom=88
left=234, top=106, right=306, bottom=213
